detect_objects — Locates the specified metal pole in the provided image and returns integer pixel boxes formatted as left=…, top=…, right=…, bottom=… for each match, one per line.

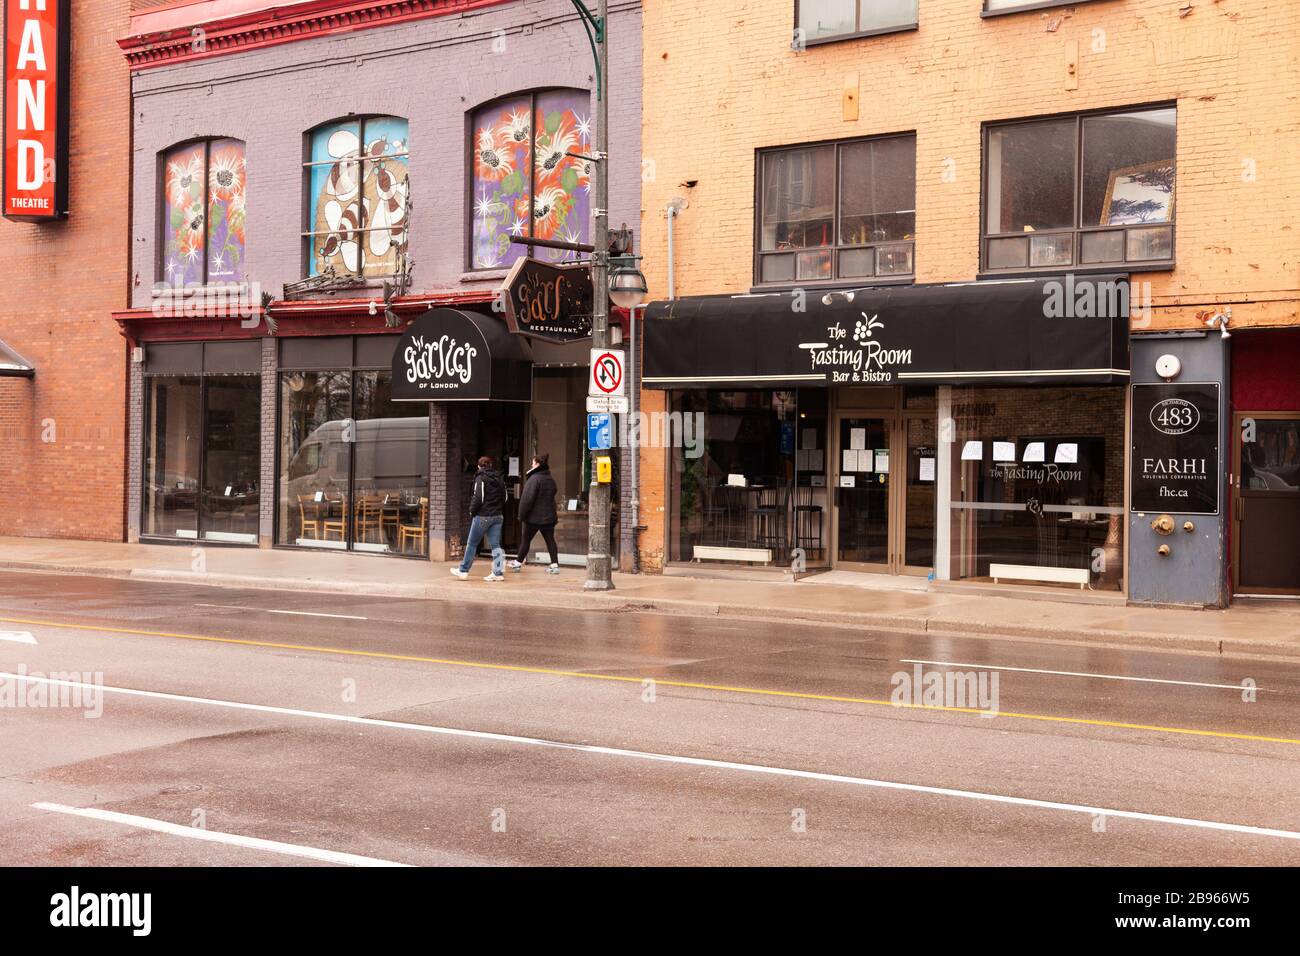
left=584, top=0, right=613, bottom=591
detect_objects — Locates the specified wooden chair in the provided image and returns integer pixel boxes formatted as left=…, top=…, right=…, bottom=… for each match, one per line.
left=398, top=497, right=428, bottom=555
left=354, top=494, right=383, bottom=544
left=379, top=493, right=402, bottom=544
left=297, top=495, right=322, bottom=540
left=322, top=493, right=347, bottom=541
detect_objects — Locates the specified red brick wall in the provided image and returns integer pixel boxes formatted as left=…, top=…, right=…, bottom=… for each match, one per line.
left=0, top=0, right=131, bottom=540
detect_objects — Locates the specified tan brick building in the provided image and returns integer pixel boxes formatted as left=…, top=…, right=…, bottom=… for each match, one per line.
left=0, top=0, right=132, bottom=541
left=635, top=0, right=1300, bottom=604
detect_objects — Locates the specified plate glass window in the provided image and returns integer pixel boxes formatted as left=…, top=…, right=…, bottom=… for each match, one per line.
left=797, top=1, right=918, bottom=42
left=983, top=107, right=1175, bottom=272
left=758, top=134, right=915, bottom=285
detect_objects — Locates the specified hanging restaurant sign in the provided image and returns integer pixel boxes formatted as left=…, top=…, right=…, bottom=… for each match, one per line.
left=500, top=257, right=594, bottom=344
left=3, top=0, right=71, bottom=222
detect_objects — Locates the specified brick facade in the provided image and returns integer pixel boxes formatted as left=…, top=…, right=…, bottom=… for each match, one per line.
left=0, top=0, right=132, bottom=541
left=635, top=0, right=1300, bottom=572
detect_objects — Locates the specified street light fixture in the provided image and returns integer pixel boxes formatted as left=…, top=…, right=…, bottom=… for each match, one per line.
left=609, top=262, right=648, bottom=310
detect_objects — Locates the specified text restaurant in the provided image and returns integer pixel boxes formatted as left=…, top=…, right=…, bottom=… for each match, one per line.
left=643, top=275, right=1131, bottom=592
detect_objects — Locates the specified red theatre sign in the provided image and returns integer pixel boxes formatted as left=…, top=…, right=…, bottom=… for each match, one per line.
left=3, top=0, right=70, bottom=222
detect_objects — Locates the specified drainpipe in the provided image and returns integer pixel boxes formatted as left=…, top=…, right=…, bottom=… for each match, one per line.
left=629, top=302, right=642, bottom=572
left=665, top=198, right=688, bottom=301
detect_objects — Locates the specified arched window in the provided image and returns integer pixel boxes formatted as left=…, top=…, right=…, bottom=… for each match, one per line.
left=161, top=138, right=247, bottom=286
left=470, top=89, right=591, bottom=270
left=304, top=116, right=410, bottom=279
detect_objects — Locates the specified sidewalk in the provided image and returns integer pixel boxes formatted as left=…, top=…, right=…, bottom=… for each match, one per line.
left=2, top=536, right=1299, bottom=659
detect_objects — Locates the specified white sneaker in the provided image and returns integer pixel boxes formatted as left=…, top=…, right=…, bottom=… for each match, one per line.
left=449, top=568, right=468, bottom=580
left=507, top=560, right=523, bottom=572
left=547, top=564, right=561, bottom=575
left=484, top=573, right=505, bottom=582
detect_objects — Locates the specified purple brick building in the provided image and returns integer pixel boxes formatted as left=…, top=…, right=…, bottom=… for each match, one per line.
left=115, top=0, right=643, bottom=567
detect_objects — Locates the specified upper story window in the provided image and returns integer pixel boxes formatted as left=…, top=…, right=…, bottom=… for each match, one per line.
left=304, top=116, right=410, bottom=279
left=470, top=89, right=591, bottom=271
left=984, top=0, right=1098, bottom=15
left=161, top=138, right=247, bottom=286
left=983, top=106, right=1175, bottom=273
left=757, top=133, right=916, bottom=286
left=796, top=0, right=918, bottom=44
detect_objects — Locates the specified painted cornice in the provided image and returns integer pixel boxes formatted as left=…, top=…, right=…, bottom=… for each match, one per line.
left=119, top=0, right=513, bottom=71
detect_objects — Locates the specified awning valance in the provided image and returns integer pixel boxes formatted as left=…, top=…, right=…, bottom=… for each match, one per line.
left=391, top=308, right=533, bottom=402
left=0, top=338, right=35, bottom=378
left=643, top=275, right=1130, bottom=389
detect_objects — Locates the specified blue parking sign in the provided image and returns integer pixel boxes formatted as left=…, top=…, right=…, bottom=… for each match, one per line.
left=588, top=413, right=613, bottom=451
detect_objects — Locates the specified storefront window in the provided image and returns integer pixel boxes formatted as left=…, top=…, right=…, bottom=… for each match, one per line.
left=143, top=368, right=260, bottom=543
left=277, top=338, right=429, bottom=555
left=939, top=386, right=1126, bottom=590
left=669, top=390, right=807, bottom=564
left=161, top=138, right=247, bottom=286
left=470, top=89, right=592, bottom=270
left=304, top=116, right=410, bottom=279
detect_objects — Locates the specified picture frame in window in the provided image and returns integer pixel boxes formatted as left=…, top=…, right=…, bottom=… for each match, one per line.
left=1100, top=160, right=1175, bottom=226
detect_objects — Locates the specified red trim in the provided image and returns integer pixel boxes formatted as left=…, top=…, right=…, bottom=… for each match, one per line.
left=114, top=289, right=495, bottom=342
left=119, top=0, right=514, bottom=71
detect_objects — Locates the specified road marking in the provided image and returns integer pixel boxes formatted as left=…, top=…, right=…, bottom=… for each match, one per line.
left=2, top=615, right=1297, bottom=747
left=900, top=659, right=1259, bottom=692
left=0, top=630, right=36, bottom=645
left=13, top=675, right=1300, bottom=845
left=195, top=604, right=368, bottom=621
left=30, top=802, right=408, bottom=867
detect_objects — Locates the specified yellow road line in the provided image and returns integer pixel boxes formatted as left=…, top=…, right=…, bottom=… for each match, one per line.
left=3, top=614, right=1297, bottom=747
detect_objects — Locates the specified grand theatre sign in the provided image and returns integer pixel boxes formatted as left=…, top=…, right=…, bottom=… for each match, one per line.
left=3, top=0, right=70, bottom=222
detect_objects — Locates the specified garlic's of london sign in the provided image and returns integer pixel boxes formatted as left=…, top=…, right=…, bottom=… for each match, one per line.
left=3, top=0, right=70, bottom=222
left=391, top=308, right=533, bottom=404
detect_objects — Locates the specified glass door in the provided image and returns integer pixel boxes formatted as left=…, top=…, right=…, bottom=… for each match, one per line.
left=279, top=370, right=354, bottom=549
left=832, top=415, right=891, bottom=568
left=351, top=371, right=430, bottom=555
left=1234, top=412, right=1300, bottom=594
left=900, top=415, right=937, bottom=573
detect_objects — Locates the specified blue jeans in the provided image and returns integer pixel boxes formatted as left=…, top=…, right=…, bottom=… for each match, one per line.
left=459, top=515, right=504, bottom=575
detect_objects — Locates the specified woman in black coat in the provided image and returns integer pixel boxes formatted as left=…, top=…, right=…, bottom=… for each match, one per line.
left=508, top=453, right=560, bottom=573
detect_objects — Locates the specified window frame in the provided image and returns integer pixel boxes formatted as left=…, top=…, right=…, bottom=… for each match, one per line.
left=301, top=115, right=411, bottom=281
left=982, top=0, right=1110, bottom=19
left=465, top=87, right=591, bottom=273
left=157, top=137, right=246, bottom=287
left=753, top=131, right=917, bottom=291
left=979, top=103, right=1177, bottom=276
left=793, top=0, right=919, bottom=47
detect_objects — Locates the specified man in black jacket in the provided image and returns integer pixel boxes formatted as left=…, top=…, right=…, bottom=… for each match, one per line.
left=508, top=454, right=561, bottom=574
left=451, top=455, right=508, bottom=581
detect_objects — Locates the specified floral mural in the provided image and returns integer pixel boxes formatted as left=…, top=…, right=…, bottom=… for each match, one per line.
left=471, top=90, right=591, bottom=270
left=162, top=138, right=247, bottom=286
left=307, top=116, right=410, bottom=278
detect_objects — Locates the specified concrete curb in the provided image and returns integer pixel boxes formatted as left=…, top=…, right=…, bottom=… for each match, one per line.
left=4, top=559, right=1297, bottom=661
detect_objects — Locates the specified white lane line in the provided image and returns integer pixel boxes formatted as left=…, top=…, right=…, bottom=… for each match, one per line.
left=195, top=604, right=368, bottom=621
left=31, top=802, right=408, bottom=867
left=7, top=671, right=1300, bottom=845
left=0, top=631, right=36, bottom=645
left=900, top=658, right=1257, bottom=692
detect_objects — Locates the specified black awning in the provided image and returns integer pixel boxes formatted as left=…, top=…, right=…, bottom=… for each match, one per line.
left=0, top=338, right=35, bottom=378
left=643, top=275, right=1130, bottom=389
left=391, top=308, right=533, bottom=402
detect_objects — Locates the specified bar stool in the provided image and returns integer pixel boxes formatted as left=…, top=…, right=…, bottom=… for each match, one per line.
left=751, top=484, right=790, bottom=561
left=794, top=484, right=824, bottom=561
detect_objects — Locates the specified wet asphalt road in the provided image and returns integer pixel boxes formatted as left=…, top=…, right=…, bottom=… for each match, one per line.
left=0, top=569, right=1298, bottom=866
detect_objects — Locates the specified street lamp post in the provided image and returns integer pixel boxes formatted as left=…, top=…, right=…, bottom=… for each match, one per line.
left=572, top=0, right=615, bottom=591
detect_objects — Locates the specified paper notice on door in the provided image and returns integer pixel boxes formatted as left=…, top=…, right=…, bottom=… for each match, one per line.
left=850, top=427, right=866, bottom=450
left=809, top=450, right=823, bottom=472
left=508, top=457, right=520, bottom=477
left=843, top=449, right=857, bottom=472
left=919, top=457, right=935, bottom=482
left=1054, top=443, right=1078, bottom=464
left=1022, top=441, right=1046, bottom=463
left=993, top=441, right=1016, bottom=462
left=961, top=440, right=984, bottom=461
left=839, top=475, right=856, bottom=488
left=874, top=450, right=890, bottom=474
left=802, top=428, right=817, bottom=450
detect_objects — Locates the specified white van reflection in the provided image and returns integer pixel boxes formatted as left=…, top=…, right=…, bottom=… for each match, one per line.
left=285, top=416, right=429, bottom=552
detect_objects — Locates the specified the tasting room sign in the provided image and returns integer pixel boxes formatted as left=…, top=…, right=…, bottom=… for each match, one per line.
left=1131, top=382, right=1220, bottom=515
left=3, top=0, right=71, bottom=222
left=501, top=257, right=593, bottom=343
